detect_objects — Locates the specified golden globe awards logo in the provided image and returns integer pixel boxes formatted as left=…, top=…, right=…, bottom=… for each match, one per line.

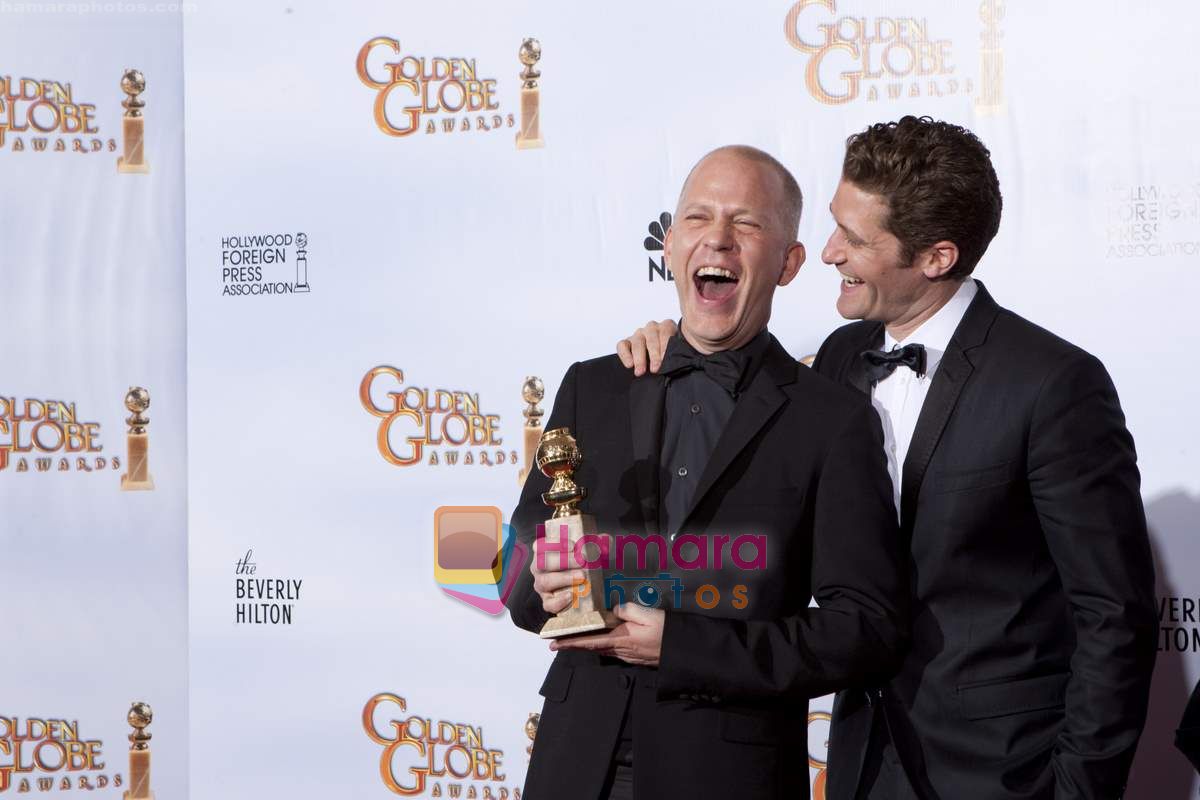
left=0, top=716, right=121, bottom=793
left=362, top=693, right=520, bottom=798
left=356, top=38, right=515, bottom=138
left=0, top=396, right=116, bottom=475
left=807, top=711, right=831, bottom=800
left=0, top=75, right=115, bottom=154
left=360, top=367, right=518, bottom=468
left=783, top=0, right=1005, bottom=107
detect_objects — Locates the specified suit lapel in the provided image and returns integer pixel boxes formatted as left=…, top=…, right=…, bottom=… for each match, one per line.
left=845, top=322, right=884, bottom=397
left=899, top=282, right=1000, bottom=530
left=629, top=375, right=666, bottom=537
left=679, top=337, right=797, bottom=529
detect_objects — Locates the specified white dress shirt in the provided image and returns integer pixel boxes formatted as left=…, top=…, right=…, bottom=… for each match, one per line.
left=871, top=278, right=978, bottom=516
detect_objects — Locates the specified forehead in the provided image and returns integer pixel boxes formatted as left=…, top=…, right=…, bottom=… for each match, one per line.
left=832, top=180, right=889, bottom=227
left=679, top=153, right=782, bottom=208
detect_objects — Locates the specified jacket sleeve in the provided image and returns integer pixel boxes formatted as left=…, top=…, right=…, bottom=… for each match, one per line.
left=1027, top=351, right=1157, bottom=798
left=656, top=399, right=909, bottom=700
left=504, top=361, right=580, bottom=634
left=1177, top=678, right=1200, bottom=773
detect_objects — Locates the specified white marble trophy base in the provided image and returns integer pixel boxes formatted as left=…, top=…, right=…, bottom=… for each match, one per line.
left=537, top=511, right=618, bottom=639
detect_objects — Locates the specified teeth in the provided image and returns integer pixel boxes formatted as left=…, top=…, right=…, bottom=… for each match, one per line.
left=839, top=271, right=864, bottom=285
left=697, top=267, right=736, bottom=279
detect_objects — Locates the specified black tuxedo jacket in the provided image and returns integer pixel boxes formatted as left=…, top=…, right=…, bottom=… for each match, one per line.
left=1178, top=679, right=1200, bottom=773
left=815, top=282, right=1157, bottom=800
left=506, top=335, right=905, bottom=800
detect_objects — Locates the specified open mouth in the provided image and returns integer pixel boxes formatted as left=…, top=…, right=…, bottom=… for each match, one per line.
left=695, top=266, right=739, bottom=303
left=839, top=271, right=864, bottom=288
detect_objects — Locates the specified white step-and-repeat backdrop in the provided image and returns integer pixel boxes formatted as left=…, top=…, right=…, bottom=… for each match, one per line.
left=4, top=1, right=1199, bottom=798
left=0, top=7, right=189, bottom=800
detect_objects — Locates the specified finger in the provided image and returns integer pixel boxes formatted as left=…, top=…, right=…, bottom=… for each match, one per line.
left=532, top=538, right=574, bottom=572
left=550, top=628, right=624, bottom=651
left=617, top=338, right=634, bottom=369
left=542, top=587, right=575, bottom=614
left=551, top=636, right=610, bottom=652
left=649, top=320, right=675, bottom=372
left=613, top=602, right=650, bottom=623
left=533, top=569, right=586, bottom=595
left=629, top=330, right=649, bottom=376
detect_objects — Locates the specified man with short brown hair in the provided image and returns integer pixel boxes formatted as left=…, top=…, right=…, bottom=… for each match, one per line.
left=619, top=116, right=1157, bottom=799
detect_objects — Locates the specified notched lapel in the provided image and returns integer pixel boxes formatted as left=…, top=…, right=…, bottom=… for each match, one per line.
left=899, top=282, right=1000, bottom=530
left=629, top=376, right=666, bottom=537
left=900, top=344, right=972, bottom=530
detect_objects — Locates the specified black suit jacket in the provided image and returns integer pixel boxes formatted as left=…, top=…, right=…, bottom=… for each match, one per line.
left=816, top=282, right=1157, bottom=800
left=507, top=335, right=906, bottom=800
left=1177, top=678, right=1200, bottom=773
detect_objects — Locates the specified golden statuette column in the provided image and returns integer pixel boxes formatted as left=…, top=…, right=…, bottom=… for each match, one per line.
left=525, top=712, right=540, bottom=761
left=120, top=387, right=155, bottom=491
left=975, top=0, right=1006, bottom=115
left=515, top=38, right=544, bottom=149
left=124, top=702, right=155, bottom=800
left=117, top=69, right=149, bottom=174
left=536, top=427, right=617, bottom=638
left=517, top=376, right=544, bottom=485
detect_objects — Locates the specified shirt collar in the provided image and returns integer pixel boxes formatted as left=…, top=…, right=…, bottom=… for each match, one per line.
left=668, top=324, right=773, bottom=393
left=882, top=278, right=977, bottom=374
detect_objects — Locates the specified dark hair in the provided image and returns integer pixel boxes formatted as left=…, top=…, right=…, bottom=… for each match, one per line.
left=681, top=145, right=804, bottom=238
left=842, top=116, right=1001, bottom=279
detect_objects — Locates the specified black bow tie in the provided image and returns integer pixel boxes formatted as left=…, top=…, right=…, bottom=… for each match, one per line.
left=660, top=343, right=749, bottom=397
left=860, top=343, right=927, bottom=384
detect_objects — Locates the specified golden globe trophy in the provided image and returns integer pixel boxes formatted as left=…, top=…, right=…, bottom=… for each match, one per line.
left=124, top=702, right=154, bottom=800
left=515, top=38, right=544, bottom=149
left=536, top=427, right=617, bottom=638
left=517, top=376, right=544, bottom=485
left=975, top=0, right=1006, bottom=115
left=117, top=69, right=149, bottom=174
left=525, top=712, right=540, bottom=761
left=120, top=387, right=155, bottom=491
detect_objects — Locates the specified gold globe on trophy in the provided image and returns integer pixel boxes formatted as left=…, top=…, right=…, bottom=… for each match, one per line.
left=537, top=427, right=585, bottom=518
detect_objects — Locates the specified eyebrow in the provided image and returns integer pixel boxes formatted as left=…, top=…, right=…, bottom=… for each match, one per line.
left=681, top=202, right=759, bottom=219
left=829, top=203, right=866, bottom=242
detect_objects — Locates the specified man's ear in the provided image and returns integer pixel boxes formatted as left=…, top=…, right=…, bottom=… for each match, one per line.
left=663, top=226, right=674, bottom=273
left=778, top=242, right=806, bottom=287
left=918, top=240, right=959, bottom=279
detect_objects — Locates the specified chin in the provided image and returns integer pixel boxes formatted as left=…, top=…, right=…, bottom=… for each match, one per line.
left=835, top=298, right=864, bottom=321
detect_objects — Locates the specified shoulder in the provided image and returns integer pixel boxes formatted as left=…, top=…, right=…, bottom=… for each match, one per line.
left=573, top=353, right=631, bottom=380
left=784, top=346, right=876, bottom=431
left=984, top=304, right=1103, bottom=376
left=821, top=319, right=880, bottom=353
left=563, top=353, right=641, bottom=395
left=814, top=319, right=880, bottom=376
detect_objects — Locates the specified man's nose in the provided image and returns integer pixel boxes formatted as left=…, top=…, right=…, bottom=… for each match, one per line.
left=821, top=233, right=843, bottom=265
left=704, top=221, right=736, bottom=251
